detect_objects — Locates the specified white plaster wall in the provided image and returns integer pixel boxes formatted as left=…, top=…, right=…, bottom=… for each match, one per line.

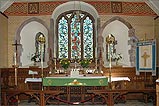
left=20, top=21, right=48, bottom=67
left=102, top=20, right=131, bottom=67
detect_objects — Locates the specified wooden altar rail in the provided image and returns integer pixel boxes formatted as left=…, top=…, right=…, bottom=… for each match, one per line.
left=88, top=89, right=156, bottom=106
left=1, top=88, right=155, bottom=106
left=1, top=89, right=62, bottom=106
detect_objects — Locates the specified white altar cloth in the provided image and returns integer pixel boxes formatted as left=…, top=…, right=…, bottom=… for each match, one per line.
left=25, top=78, right=42, bottom=83
left=109, top=77, right=130, bottom=82
left=25, top=76, right=130, bottom=83
left=45, top=76, right=106, bottom=79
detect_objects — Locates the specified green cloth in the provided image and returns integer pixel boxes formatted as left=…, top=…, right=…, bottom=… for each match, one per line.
left=43, top=77, right=108, bottom=86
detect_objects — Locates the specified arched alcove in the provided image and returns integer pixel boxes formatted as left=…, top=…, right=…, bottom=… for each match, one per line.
left=16, top=17, right=49, bottom=67
left=98, top=16, right=138, bottom=67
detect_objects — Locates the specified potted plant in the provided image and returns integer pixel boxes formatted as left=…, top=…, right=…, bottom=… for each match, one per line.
left=60, top=58, right=70, bottom=70
left=79, top=59, right=92, bottom=68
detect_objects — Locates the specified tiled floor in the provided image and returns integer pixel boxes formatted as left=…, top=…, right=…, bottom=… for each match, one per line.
left=18, top=100, right=154, bottom=106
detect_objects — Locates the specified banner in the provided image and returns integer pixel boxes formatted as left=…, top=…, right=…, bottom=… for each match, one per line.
left=136, top=40, right=156, bottom=76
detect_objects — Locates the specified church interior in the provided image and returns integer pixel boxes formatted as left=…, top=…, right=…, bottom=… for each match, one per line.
left=0, top=0, right=159, bottom=106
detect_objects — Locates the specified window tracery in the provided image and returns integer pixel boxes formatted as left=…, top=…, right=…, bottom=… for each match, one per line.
left=57, top=11, right=95, bottom=60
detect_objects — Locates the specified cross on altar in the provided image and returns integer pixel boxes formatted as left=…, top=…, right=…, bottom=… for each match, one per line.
left=12, top=40, right=22, bottom=65
left=12, top=40, right=21, bottom=87
left=141, top=52, right=150, bottom=67
left=12, top=40, right=21, bottom=53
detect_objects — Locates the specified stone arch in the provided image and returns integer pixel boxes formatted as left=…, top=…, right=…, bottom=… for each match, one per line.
left=51, top=1, right=99, bottom=58
left=102, top=16, right=133, bottom=30
left=98, top=16, right=138, bottom=67
left=15, top=17, right=49, bottom=66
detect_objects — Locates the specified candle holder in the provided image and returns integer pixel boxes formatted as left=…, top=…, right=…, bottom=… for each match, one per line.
left=106, top=34, right=115, bottom=90
left=37, top=32, right=46, bottom=91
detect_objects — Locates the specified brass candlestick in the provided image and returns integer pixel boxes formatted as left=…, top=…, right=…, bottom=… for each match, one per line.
left=106, top=34, right=115, bottom=90
left=38, top=32, right=46, bottom=91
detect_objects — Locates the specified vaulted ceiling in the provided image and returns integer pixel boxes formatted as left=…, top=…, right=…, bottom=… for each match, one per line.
left=0, top=0, right=159, bottom=15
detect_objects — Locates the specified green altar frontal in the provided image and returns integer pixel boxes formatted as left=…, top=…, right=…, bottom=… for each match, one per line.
left=43, top=76, right=108, bottom=86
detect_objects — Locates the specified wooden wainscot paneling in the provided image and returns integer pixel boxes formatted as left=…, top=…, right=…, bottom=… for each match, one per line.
left=102, top=66, right=136, bottom=77
left=0, top=67, right=49, bottom=90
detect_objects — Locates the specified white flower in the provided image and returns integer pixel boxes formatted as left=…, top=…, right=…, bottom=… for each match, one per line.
left=111, top=53, right=122, bottom=61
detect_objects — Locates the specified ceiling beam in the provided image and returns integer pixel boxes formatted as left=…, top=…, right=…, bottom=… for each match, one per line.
left=146, top=0, right=159, bottom=16
left=0, top=0, right=15, bottom=12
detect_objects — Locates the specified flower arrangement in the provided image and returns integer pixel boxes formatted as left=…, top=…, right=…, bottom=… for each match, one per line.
left=111, top=53, right=122, bottom=61
left=31, top=53, right=40, bottom=62
left=60, top=58, right=70, bottom=69
left=80, top=59, right=92, bottom=68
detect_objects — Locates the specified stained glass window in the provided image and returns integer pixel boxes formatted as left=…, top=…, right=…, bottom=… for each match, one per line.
left=57, top=11, right=94, bottom=60
left=71, top=15, right=81, bottom=58
left=58, top=17, right=68, bottom=58
left=83, top=17, right=93, bottom=58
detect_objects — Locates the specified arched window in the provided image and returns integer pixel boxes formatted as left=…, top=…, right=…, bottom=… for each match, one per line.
left=57, top=11, right=95, bottom=59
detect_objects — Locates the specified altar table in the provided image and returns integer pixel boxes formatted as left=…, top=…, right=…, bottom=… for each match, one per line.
left=43, top=76, right=108, bottom=86
left=24, top=77, right=132, bottom=105
left=25, top=77, right=130, bottom=86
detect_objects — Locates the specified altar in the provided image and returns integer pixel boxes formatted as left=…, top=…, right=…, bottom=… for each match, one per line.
left=43, top=76, right=108, bottom=86
left=24, top=76, right=108, bottom=105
